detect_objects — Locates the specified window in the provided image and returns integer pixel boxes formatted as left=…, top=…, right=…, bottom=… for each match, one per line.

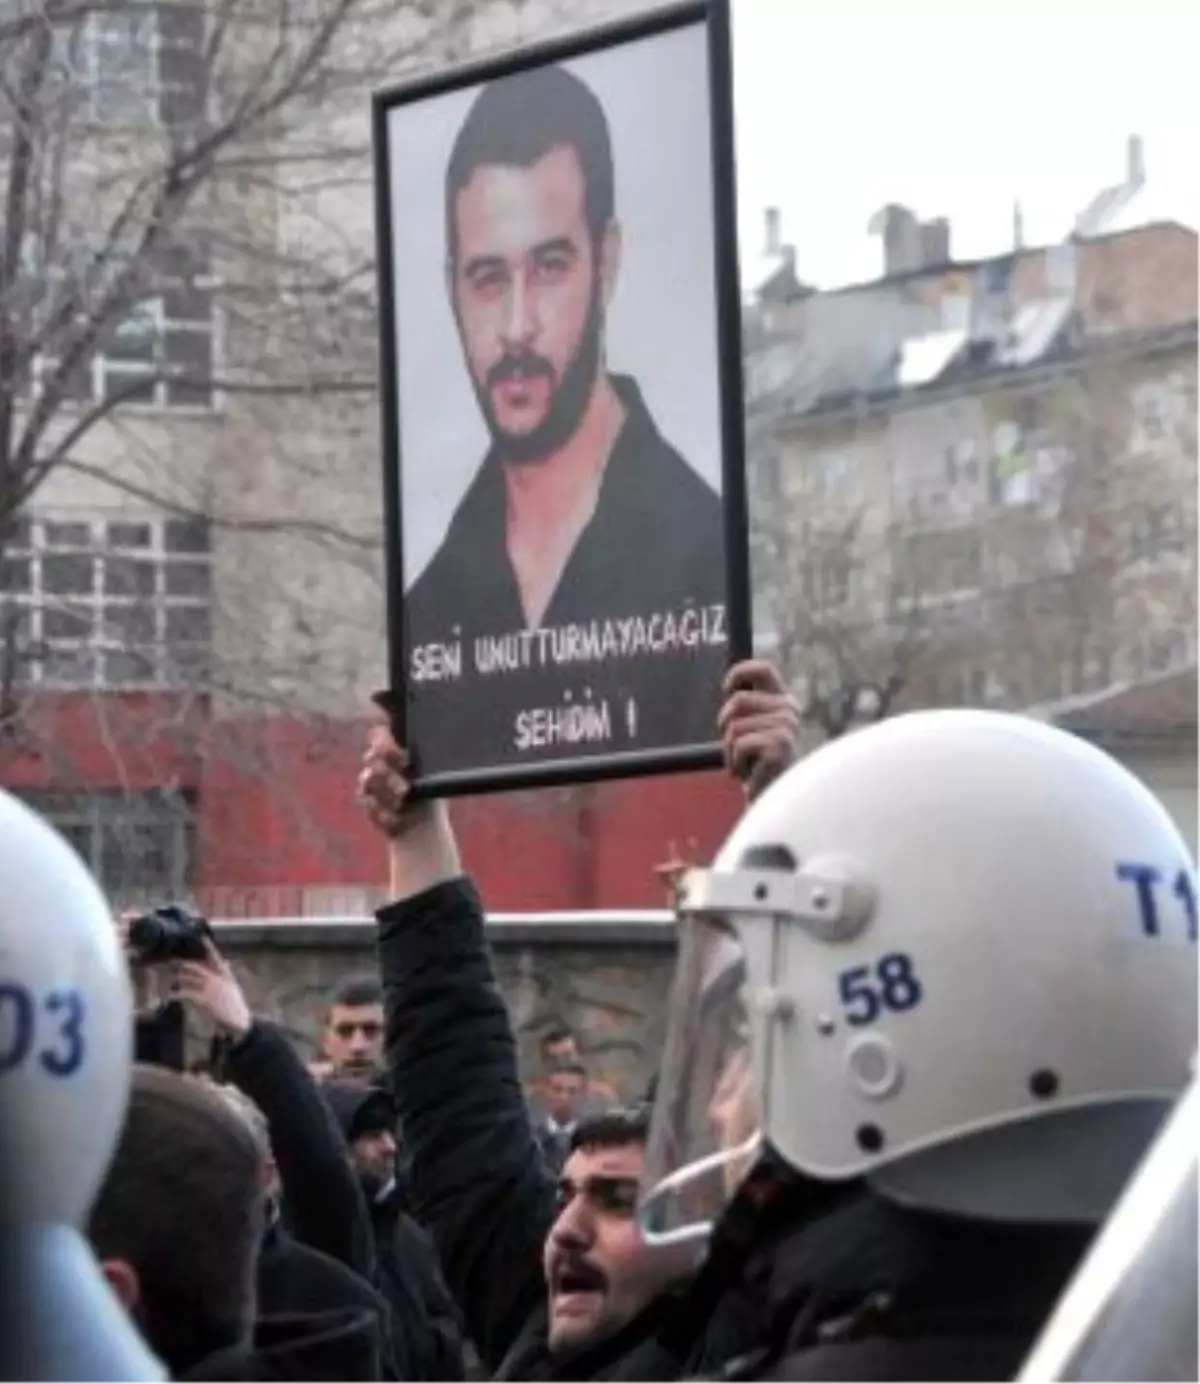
left=1131, top=383, right=1170, bottom=446
left=1142, top=630, right=1188, bottom=675
left=80, top=8, right=159, bottom=123
left=989, top=421, right=1033, bottom=507
left=944, top=437, right=980, bottom=488
left=817, top=552, right=852, bottom=608
left=899, top=529, right=983, bottom=600
left=17, top=788, right=195, bottom=900
left=108, top=522, right=152, bottom=549
left=0, top=514, right=212, bottom=690
left=157, top=3, right=207, bottom=131
left=26, top=1, right=205, bottom=131
left=814, top=450, right=855, bottom=498
left=796, top=546, right=855, bottom=610
left=21, top=235, right=215, bottom=411
left=1131, top=504, right=1180, bottom=560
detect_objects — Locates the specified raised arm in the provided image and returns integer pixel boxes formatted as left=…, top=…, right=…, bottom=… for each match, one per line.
left=360, top=731, right=557, bottom=1371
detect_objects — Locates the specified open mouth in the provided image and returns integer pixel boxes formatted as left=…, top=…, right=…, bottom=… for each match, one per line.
left=551, top=1259, right=607, bottom=1309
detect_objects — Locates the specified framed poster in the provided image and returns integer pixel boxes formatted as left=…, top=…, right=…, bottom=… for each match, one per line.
left=372, top=0, right=750, bottom=797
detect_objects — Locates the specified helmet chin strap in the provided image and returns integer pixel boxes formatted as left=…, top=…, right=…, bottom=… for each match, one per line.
left=637, top=1134, right=764, bottom=1248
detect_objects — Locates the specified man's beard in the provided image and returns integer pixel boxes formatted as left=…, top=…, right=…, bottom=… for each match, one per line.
left=356, top=1163, right=393, bottom=1204
left=469, top=286, right=604, bottom=466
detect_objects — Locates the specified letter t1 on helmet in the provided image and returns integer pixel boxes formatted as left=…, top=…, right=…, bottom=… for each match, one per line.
left=639, top=709, right=1197, bottom=1244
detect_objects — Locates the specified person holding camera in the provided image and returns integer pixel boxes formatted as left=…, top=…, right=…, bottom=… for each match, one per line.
left=116, top=912, right=418, bottom=1379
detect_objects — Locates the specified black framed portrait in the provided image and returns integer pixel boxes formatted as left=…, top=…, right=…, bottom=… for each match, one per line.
left=372, top=0, right=750, bottom=796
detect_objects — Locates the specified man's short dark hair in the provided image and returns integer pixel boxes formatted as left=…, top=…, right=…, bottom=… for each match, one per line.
left=330, top=975, right=382, bottom=1011
left=445, top=64, right=615, bottom=263
left=539, top=1023, right=577, bottom=1055
left=88, top=1065, right=264, bottom=1376
left=568, top=1106, right=649, bottom=1155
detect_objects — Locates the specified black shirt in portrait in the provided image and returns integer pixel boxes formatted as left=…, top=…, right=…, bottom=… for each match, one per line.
left=402, top=374, right=730, bottom=780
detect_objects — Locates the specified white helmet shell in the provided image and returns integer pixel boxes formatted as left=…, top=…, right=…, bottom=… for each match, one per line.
left=0, top=788, right=134, bottom=1227
left=652, top=710, right=1197, bottom=1228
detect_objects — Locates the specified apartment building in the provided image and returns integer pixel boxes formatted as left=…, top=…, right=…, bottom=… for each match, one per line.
left=744, top=171, right=1198, bottom=744
left=0, top=0, right=744, bottom=911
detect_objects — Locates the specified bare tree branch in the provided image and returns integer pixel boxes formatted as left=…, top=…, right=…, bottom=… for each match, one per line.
left=748, top=313, right=1197, bottom=745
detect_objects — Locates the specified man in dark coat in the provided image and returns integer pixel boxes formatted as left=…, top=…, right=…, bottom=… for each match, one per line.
left=351, top=665, right=803, bottom=1379
left=88, top=1062, right=389, bottom=1383
left=175, top=941, right=411, bottom=1377
left=401, top=63, right=728, bottom=780
left=324, top=1080, right=467, bottom=1380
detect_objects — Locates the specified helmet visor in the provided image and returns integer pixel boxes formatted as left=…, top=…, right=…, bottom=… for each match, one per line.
left=639, top=913, right=762, bottom=1244
left=1018, top=1071, right=1199, bottom=1382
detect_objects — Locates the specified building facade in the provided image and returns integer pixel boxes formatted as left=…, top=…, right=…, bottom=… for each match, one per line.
left=1, top=0, right=745, bottom=911
left=2, top=9, right=1194, bottom=909
left=745, top=205, right=1197, bottom=746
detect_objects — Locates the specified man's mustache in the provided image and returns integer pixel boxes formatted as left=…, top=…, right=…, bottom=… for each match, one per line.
left=550, top=1255, right=607, bottom=1294
left=487, top=351, right=556, bottom=389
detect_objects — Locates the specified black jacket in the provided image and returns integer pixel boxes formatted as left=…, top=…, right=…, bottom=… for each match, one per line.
left=376, top=879, right=1093, bottom=1382
left=323, top=1081, right=467, bottom=1380
left=377, top=880, right=607, bottom=1378
left=530, top=1116, right=573, bottom=1175
left=704, top=1180, right=1093, bottom=1380
left=255, top=1220, right=402, bottom=1379
left=217, top=1021, right=375, bottom=1279
left=402, top=373, right=729, bottom=779
left=215, top=1025, right=409, bottom=1377
left=181, top=1308, right=383, bottom=1382
left=377, top=879, right=722, bottom=1380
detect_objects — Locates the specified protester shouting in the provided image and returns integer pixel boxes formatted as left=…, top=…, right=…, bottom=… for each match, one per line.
left=355, top=660, right=800, bottom=1379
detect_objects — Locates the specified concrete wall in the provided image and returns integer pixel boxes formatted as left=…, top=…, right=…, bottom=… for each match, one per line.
left=211, top=912, right=677, bottom=1101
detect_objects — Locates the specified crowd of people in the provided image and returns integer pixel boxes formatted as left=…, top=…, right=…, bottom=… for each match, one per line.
left=1, top=657, right=1195, bottom=1381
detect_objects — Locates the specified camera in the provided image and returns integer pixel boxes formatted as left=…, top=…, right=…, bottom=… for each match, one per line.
left=127, top=903, right=213, bottom=964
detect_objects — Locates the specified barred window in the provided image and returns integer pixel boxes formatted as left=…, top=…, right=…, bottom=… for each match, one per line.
left=18, top=788, right=195, bottom=900
left=0, top=513, right=212, bottom=690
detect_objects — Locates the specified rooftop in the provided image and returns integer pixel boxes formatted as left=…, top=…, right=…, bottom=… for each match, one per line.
left=1035, top=665, right=1198, bottom=746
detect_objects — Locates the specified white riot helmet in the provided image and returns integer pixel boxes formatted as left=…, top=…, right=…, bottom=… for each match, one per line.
left=639, top=710, right=1198, bottom=1245
left=0, top=788, right=165, bottom=1379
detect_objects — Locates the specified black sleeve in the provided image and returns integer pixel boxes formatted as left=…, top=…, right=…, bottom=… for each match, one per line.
left=220, top=1019, right=376, bottom=1279
left=392, top=1213, right=468, bottom=1382
left=377, top=878, right=557, bottom=1373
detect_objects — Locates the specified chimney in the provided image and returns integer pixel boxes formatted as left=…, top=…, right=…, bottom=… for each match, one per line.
left=869, top=204, right=922, bottom=277
left=1012, top=200, right=1025, bottom=250
left=921, top=217, right=951, bottom=267
left=764, top=206, right=781, bottom=258
left=1126, top=133, right=1145, bottom=189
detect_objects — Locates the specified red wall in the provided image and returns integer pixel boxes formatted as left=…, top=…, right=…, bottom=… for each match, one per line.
left=195, top=714, right=744, bottom=909
left=0, top=692, right=204, bottom=792
left=1, top=694, right=745, bottom=910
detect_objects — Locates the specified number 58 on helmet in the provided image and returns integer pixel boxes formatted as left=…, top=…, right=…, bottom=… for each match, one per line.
left=639, top=709, right=1197, bottom=1242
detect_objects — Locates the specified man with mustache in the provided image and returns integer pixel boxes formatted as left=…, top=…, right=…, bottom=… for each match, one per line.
left=404, top=62, right=727, bottom=777
left=356, top=664, right=804, bottom=1379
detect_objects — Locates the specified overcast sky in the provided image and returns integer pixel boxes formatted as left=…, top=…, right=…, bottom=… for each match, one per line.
left=729, top=0, right=1199, bottom=291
